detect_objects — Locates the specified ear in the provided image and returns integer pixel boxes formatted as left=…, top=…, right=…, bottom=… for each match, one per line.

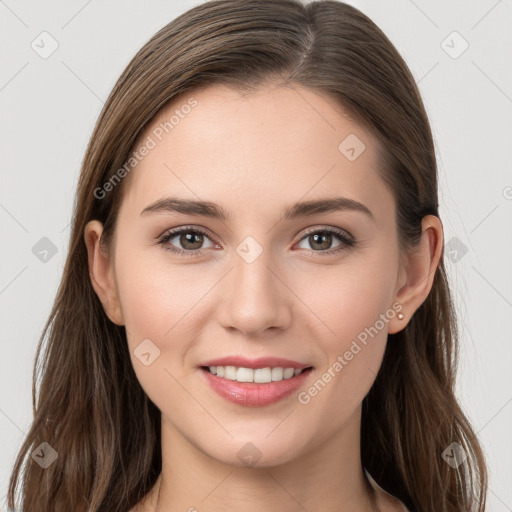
left=84, top=220, right=125, bottom=326
left=388, top=215, right=444, bottom=334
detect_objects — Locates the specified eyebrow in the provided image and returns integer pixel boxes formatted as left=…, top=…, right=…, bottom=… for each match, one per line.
left=140, top=195, right=374, bottom=221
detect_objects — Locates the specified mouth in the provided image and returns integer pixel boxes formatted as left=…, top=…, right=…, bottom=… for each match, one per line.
left=198, top=364, right=314, bottom=407
left=200, top=365, right=313, bottom=383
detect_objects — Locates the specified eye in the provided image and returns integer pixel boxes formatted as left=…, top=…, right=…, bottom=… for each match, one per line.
left=295, top=227, right=355, bottom=255
left=157, top=226, right=218, bottom=256
left=157, top=225, right=355, bottom=257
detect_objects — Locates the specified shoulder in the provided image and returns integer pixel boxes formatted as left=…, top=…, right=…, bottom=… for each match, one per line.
left=128, top=497, right=152, bottom=512
left=129, top=501, right=151, bottom=512
left=128, top=475, right=161, bottom=512
left=365, top=469, right=410, bottom=512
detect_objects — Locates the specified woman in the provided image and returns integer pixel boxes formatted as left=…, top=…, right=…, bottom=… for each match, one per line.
left=7, top=1, right=488, bottom=511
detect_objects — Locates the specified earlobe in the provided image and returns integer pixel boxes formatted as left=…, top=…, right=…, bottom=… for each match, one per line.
left=388, top=215, right=444, bottom=334
left=84, top=220, right=125, bottom=326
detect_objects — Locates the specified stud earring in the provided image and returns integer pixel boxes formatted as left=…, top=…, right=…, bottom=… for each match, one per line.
left=397, top=312, right=404, bottom=320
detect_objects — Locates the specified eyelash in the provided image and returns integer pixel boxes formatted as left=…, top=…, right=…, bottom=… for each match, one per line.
left=157, top=225, right=355, bottom=258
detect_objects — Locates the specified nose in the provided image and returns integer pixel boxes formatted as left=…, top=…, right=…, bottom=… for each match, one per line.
left=217, top=248, right=292, bottom=337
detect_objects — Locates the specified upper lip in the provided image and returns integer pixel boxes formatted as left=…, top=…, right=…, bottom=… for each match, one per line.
left=199, top=356, right=313, bottom=370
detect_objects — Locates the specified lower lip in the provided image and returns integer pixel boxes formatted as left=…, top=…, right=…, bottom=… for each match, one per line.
left=200, top=367, right=313, bottom=407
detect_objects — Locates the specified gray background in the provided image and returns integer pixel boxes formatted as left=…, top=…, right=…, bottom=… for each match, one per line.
left=1, top=0, right=511, bottom=510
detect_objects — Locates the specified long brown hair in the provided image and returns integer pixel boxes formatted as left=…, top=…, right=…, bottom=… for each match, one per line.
left=7, top=1, right=488, bottom=510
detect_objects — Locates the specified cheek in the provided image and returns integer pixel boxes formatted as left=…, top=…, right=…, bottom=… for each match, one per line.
left=301, top=261, right=395, bottom=346
left=290, top=268, right=394, bottom=448
left=296, top=257, right=396, bottom=399
left=114, top=247, right=220, bottom=378
left=115, top=243, right=204, bottom=334
left=114, top=252, right=211, bottom=412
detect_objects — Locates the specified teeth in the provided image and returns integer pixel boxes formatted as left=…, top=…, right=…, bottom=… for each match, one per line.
left=271, top=367, right=283, bottom=381
left=207, top=365, right=307, bottom=383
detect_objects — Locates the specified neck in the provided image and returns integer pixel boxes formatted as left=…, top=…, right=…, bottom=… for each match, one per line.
left=150, top=405, right=379, bottom=512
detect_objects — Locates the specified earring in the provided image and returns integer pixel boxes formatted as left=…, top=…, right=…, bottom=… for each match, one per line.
left=397, top=312, right=404, bottom=320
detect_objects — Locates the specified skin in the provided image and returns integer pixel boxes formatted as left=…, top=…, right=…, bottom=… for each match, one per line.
left=84, top=83, right=443, bottom=512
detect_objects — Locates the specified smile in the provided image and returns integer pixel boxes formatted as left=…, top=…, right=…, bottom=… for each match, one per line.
left=200, top=366, right=314, bottom=407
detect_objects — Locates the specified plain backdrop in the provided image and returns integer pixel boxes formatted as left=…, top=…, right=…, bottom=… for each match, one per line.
left=1, top=1, right=511, bottom=510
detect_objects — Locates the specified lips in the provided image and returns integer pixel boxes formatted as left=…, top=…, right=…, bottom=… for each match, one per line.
left=198, top=355, right=312, bottom=370
left=198, top=355, right=314, bottom=407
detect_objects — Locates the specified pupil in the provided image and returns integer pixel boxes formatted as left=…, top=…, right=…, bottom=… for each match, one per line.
left=311, top=233, right=331, bottom=250
left=181, top=232, right=203, bottom=249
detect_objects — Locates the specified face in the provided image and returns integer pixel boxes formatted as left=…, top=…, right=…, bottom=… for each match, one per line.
left=92, top=83, right=408, bottom=467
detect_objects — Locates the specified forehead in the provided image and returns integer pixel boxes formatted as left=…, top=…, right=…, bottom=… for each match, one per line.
left=119, top=83, right=393, bottom=223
